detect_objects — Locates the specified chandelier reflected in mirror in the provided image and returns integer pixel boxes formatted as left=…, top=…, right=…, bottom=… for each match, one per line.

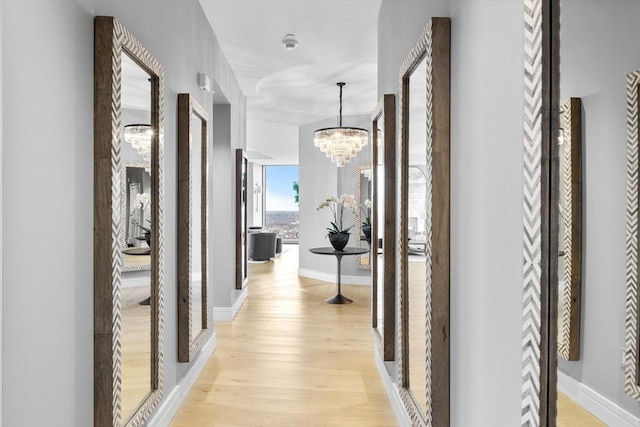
left=314, top=82, right=368, bottom=167
left=124, top=124, right=153, bottom=162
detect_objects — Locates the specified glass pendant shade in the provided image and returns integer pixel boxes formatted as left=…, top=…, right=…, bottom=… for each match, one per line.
left=124, top=124, right=153, bottom=162
left=314, top=83, right=368, bottom=167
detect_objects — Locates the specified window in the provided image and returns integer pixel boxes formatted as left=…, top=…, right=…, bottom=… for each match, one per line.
left=263, top=165, right=299, bottom=242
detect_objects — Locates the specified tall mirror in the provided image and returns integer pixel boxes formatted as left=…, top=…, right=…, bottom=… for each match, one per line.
left=236, top=149, right=248, bottom=289
left=94, top=16, right=164, bottom=427
left=627, top=72, right=640, bottom=398
left=557, top=97, right=582, bottom=362
left=540, top=0, right=640, bottom=425
left=372, top=94, right=396, bottom=361
left=355, top=164, right=372, bottom=270
left=398, top=17, right=450, bottom=426
left=177, top=94, right=210, bottom=362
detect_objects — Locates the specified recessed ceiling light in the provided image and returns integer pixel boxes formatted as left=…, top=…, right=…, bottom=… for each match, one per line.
left=282, top=34, right=298, bottom=50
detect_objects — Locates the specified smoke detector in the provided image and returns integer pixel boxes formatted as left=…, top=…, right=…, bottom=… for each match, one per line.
left=282, top=34, right=298, bottom=50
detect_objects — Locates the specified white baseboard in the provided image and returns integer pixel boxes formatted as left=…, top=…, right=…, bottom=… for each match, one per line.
left=213, top=287, right=248, bottom=321
left=558, top=370, right=640, bottom=427
left=147, top=333, right=217, bottom=427
left=374, top=347, right=411, bottom=427
left=298, top=268, right=371, bottom=286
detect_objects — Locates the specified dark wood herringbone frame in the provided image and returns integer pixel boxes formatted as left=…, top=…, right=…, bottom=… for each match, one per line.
left=94, top=16, right=165, bottom=427
left=624, top=70, right=640, bottom=399
left=177, top=93, right=210, bottom=363
left=397, top=17, right=450, bottom=427
left=371, top=94, right=396, bottom=362
left=521, top=0, right=559, bottom=425
left=558, top=98, right=582, bottom=362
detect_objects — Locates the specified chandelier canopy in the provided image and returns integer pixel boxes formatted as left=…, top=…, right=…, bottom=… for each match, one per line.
left=314, top=82, right=368, bottom=167
left=124, top=124, right=153, bottom=162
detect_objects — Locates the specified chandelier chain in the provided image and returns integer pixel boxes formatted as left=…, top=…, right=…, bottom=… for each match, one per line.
left=339, top=83, right=343, bottom=127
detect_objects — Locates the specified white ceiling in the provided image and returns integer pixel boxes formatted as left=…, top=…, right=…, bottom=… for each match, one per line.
left=199, top=0, right=382, bottom=128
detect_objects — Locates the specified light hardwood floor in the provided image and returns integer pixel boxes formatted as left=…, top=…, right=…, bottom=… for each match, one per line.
left=121, top=285, right=152, bottom=419
left=558, top=392, right=606, bottom=426
left=170, top=245, right=397, bottom=426
left=167, top=245, right=605, bottom=426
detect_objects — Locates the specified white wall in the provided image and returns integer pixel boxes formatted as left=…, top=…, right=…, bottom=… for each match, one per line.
left=298, top=114, right=372, bottom=281
left=0, top=0, right=4, bottom=423
left=1, top=0, right=245, bottom=425
left=336, top=114, right=373, bottom=277
left=3, top=4, right=94, bottom=424
left=211, top=104, right=238, bottom=308
left=558, top=0, right=640, bottom=417
left=247, top=119, right=298, bottom=165
left=378, top=1, right=524, bottom=425
left=377, top=0, right=449, bottom=99
left=447, top=2, right=524, bottom=424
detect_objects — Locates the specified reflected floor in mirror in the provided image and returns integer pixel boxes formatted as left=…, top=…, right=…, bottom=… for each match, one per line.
left=121, top=285, right=152, bottom=419
left=558, top=392, right=605, bottom=426
left=170, top=245, right=396, bottom=426
left=407, top=256, right=427, bottom=414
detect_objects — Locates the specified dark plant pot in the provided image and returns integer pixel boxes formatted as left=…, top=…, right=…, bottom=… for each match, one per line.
left=362, top=225, right=372, bottom=246
left=144, top=232, right=151, bottom=247
left=328, top=232, right=350, bottom=251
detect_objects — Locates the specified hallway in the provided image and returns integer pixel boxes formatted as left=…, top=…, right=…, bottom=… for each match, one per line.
left=170, top=245, right=397, bottom=426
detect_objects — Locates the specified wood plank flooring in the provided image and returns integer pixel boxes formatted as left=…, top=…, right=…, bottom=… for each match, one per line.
left=557, top=392, right=606, bottom=427
left=170, top=245, right=397, bottom=426
left=167, top=245, right=606, bottom=426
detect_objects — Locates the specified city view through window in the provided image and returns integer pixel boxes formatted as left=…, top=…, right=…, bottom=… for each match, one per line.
left=264, top=165, right=299, bottom=242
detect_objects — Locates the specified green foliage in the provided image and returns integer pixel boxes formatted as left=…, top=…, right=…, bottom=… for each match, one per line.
left=293, top=181, right=299, bottom=203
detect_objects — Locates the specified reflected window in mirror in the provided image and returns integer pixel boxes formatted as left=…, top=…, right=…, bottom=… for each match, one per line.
left=356, top=164, right=373, bottom=270
left=236, top=149, right=248, bottom=289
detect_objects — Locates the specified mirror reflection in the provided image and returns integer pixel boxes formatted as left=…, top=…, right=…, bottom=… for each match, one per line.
left=123, top=164, right=151, bottom=261
left=236, top=150, right=248, bottom=289
left=190, top=111, right=204, bottom=343
left=177, top=94, right=209, bottom=362
left=120, top=51, right=152, bottom=421
left=356, top=165, right=372, bottom=269
left=554, top=0, right=638, bottom=424
left=557, top=97, right=582, bottom=363
left=407, top=57, right=428, bottom=416
left=372, top=94, right=396, bottom=362
left=375, top=120, right=385, bottom=337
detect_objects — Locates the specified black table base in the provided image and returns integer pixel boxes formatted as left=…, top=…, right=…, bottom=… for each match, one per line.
left=309, top=247, right=369, bottom=305
left=326, top=293, right=353, bottom=304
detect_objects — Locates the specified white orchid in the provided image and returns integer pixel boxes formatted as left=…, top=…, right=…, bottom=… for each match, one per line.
left=317, top=194, right=356, bottom=235
left=135, top=193, right=151, bottom=209
left=360, top=198, right=372, bottom=226
left=130, top=192, right=152, bottom=234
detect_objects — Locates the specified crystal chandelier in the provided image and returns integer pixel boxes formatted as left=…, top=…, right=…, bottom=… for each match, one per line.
left=124, top=124, right=153, bottom=162
left=314, top=82, right=368, bottom=167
